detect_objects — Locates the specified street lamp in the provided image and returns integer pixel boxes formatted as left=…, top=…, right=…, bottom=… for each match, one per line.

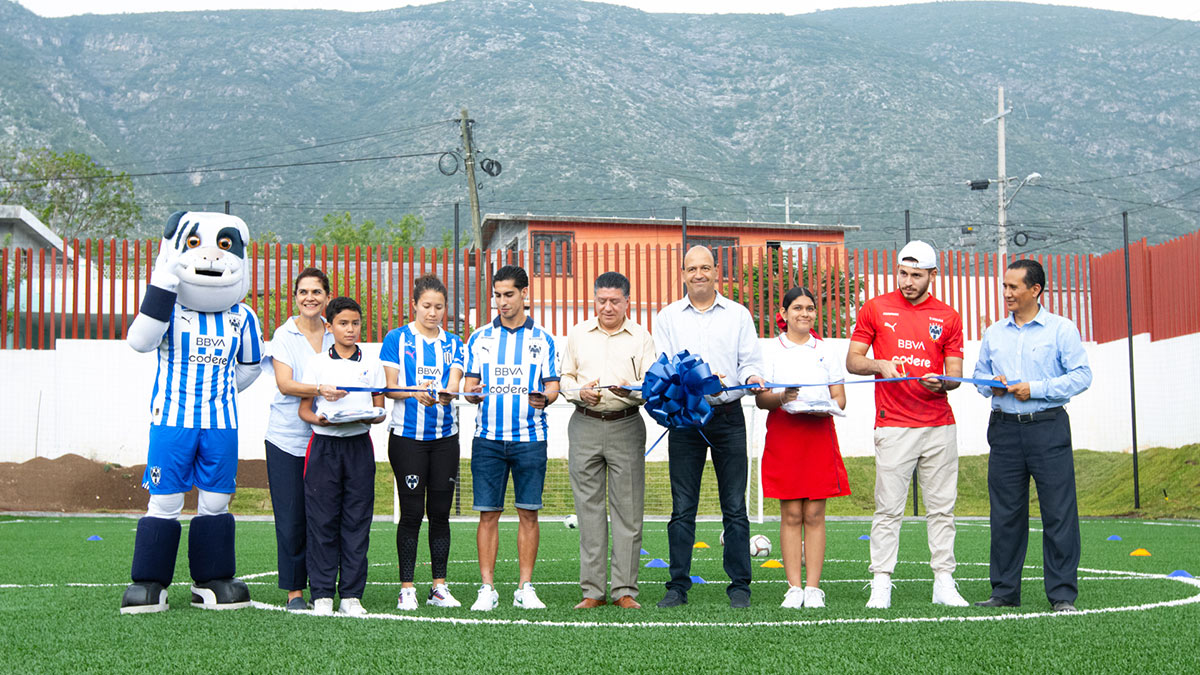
left=965, top=171, right=1041, bottom=257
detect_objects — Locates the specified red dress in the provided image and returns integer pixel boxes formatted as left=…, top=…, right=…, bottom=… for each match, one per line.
left=762, top=408, right=850, bottom=500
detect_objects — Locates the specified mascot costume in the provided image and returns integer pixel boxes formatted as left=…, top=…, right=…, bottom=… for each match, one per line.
left=120, top=211, right=263, bottom=614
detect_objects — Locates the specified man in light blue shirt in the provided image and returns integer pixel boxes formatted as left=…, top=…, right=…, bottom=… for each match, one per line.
left=972, top=259, right=1092, bottom=613
left=653, top=245, right=766, bottom=609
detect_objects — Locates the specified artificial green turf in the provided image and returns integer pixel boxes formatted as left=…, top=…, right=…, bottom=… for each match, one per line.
left=227, top=445, right=1200, bottom=520
left=1, top=514, right=1197, bottom=673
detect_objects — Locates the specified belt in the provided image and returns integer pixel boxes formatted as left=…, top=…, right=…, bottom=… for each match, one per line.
left=991, top=406, right=1064, bottom=424
left=574, top=406, right=640, bottom=422
left=711, top=401, right=742, bottom=417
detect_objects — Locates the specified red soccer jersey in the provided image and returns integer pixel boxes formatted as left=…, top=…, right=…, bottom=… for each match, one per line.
left=849, top=290, right=964, bottom=428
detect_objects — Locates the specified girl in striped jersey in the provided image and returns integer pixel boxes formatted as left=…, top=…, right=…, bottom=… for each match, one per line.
left=380, top=275, right=465, bottom=610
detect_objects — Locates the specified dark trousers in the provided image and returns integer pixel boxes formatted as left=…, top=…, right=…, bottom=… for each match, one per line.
left=265, top=440, right=307, bottom=592
left=986, top=409, right=1081, bottom=605
left=666, top=403, right=751, bottom=597
left=304, top=432, right=376, bottom=601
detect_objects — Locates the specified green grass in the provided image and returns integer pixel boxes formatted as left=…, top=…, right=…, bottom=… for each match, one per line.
left=228, top=445, right=1200, bottom=520
left=1, top=514, right=1198, bottom=673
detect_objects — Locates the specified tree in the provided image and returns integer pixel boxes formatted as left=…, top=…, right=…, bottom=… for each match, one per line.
left=0, top=147, right=141, bottom=242
left=309, top=211, right=425, bottom=249
left=724, top=248, right=864, bottom=338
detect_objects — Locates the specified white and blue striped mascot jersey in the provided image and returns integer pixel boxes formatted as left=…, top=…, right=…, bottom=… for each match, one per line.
left=119, top=210, right=263, bottom=615
left=381, top=325, right=465, bottom=439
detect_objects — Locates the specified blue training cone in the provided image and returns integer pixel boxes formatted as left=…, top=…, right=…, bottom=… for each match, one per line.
left=640, top=548, right=649, bottom=555
left=1168, top=570, right=1194, bottom=578
left=1106, top=535, right=1122, bottom=541
left=689, top=576, right=707, bottom=584
left=858, top=534, right=870, bottom=541
left=645, top=558, right=668, bottom=568
left=86, top=535, right=102, bottom=541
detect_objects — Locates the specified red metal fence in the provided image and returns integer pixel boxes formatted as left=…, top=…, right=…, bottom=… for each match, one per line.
left=1090, top=230, right=1200, bottom=343
left=2, top=239, right=1103, bottom=349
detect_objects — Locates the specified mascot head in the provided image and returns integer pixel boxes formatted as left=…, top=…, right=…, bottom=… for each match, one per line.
left=164, top=211, right=251, bottom=312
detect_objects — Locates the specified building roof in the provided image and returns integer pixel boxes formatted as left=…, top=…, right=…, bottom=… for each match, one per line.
left=481, top=213, right=859, bottom=243
left=0, top=205, right=65, bottom=252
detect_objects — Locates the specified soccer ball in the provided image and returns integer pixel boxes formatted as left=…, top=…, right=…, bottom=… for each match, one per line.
left=749, top=534, right=772, bottom=557
left=564, top=514, right=578, bottom=529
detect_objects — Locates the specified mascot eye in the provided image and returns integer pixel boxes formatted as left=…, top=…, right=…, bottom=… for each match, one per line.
left=186, top=235, right=202, bottom=249
left=217, top=237, right=233, bottom=251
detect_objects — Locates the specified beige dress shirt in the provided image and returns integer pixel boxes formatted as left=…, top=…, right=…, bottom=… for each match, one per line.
left=560, top=316, right=658, bottom=412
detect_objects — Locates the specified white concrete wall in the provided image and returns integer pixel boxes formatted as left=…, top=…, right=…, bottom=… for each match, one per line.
left=1, top=333, right=1195, bottom=466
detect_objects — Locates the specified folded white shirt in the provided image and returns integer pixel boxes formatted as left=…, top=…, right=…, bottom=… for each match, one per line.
left=782, top=398, right=846, bottom=417
left=322, top=407, right=387, bottom=424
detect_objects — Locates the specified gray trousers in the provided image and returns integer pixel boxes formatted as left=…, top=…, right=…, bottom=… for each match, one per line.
left=567, top=410, right=647, bottom=601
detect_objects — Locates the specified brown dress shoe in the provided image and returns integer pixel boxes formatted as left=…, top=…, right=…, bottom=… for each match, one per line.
left=574, top=598, right=607, bottom=609
left=613, top=596, right=641, bottom=609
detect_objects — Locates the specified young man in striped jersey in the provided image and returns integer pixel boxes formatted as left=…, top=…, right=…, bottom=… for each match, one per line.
left=121, top=211, right=264, bottom=615
left=463, top=265, right=560, bottom=610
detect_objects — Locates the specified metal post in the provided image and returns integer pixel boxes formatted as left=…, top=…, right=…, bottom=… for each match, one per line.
left=681, top=206, right=688, bottom=251
left=1122, top=212, right=1141, bottom=509
left=224, top=200, right=230, bottom=215
left=996, top=86, right=1008, bottom=258
left=453, top=206, right=462, bottom=517
left=907, top=208, right=918, bottom=516
left=904, top=210, right=911, bottom=244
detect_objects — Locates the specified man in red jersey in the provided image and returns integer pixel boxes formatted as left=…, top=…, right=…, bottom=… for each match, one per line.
left=846, top=240, right=970, bottom=610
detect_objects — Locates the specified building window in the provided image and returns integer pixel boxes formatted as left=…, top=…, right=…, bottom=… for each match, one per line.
left=688, top=236, right=739, bottom=276
left=767, top=240, right=816, bottom=264
left=531, top=231, right=574, bottom=276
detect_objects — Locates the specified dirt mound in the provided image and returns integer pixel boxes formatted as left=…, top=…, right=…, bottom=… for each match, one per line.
left=0, top=454, right=269, bottom=513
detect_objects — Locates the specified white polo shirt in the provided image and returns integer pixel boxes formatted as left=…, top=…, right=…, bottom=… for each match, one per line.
left=761, top=333, right=846, bottom=407
left=264, top=316, right=334, bottom=456
left=301, top=345, right=386, bottom=438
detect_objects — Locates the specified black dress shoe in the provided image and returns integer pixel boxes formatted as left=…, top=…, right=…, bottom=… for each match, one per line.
left=656, top=590, right=687, bottom=608
left=974, top=597, right=1020, bottom=608
left=1052, top=601, right=1078, bottom=613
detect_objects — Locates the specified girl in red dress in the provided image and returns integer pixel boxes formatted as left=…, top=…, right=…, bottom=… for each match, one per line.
left=756, top=286, right=849, bottom=609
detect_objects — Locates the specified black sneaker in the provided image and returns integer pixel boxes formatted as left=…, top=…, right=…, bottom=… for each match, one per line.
left=285, top=596, right=311, bottom=612
left=120, top=582, right=168, bottom=615
left=190, top=578, right=251, bottom=610
left=656, top=589, right=687, bottom=608
left=729, top=590, right=751, bottom=609
left=1051, top=601, right=1079, bottom=613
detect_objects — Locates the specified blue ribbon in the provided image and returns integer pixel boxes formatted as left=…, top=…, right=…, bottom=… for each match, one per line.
left=640, top=350, right=725, bottom=431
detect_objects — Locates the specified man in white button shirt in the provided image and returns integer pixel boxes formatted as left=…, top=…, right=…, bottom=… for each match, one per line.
left=653, top=246, right=767, bottom=609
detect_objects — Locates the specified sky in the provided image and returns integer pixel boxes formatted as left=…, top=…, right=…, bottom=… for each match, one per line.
left=13, top=0, right=1200, bottom=21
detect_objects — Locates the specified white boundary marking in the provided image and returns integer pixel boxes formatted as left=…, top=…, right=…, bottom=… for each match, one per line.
left=246, top=573, right=1200, bottom=628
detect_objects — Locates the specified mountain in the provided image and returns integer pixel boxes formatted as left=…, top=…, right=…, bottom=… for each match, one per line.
left=1, top=0, right=1197, bottom=253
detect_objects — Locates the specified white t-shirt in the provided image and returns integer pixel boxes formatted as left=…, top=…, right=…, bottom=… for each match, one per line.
left=264, top=317, right=334, bottom=456
left=301, top=346, right=386, bottom=438
left=761, top=333, right=847, bottom=413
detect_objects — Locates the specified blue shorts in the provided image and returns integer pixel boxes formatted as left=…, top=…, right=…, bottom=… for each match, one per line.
left=470, top=438, right=547, bottom=512
left=142, top=425, right=239, bottom=495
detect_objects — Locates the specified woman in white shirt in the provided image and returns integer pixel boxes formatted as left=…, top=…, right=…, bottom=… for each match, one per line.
left=263, top=267, right=340, bottom=611
left=756, top=286, right=849, bottom=610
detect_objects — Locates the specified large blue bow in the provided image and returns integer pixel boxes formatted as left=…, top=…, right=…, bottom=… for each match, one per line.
left=641, top=350, right=725, bottom=430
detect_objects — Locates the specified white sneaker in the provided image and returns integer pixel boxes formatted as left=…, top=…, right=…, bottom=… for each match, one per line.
left=932, top=573, right=970, bottom=607
left=427, top=583, right=461, bottom=608
left=338, top=598, right=368, bottom=616
left=312, top=597, right=334, bottom=616
left=781, top=585, right=805, bottom=609
left=397, top=587, right=418, bottom=611
left=866, top=573, right=893, bottom=609
left=804, top=586, right=826, bottom=609
left=471, top=584, right=499, bottom=612
left=513, top=582, right=547, bottom=609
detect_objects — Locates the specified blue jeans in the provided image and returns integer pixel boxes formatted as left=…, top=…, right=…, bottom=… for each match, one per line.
left=470, top=437, right=548, bottom=511
left=665, top=404, right=751, bottom=597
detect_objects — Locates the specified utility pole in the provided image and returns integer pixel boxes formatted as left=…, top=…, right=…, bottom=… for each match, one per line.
left=995, top=86, right=1009, bottom=258
left=460, top=108, right=482, bottom=249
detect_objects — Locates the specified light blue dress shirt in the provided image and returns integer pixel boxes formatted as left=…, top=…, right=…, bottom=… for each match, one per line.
left=653, top=293, right=765, bottom=404
left=973, top=306, right=1092, bottom=414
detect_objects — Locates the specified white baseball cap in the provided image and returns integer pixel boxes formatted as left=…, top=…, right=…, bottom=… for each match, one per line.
left=897, top=240, right=938, bottom=269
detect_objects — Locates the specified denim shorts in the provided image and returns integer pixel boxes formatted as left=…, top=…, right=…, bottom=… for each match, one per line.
left=470, top=437, right=548, bottom=511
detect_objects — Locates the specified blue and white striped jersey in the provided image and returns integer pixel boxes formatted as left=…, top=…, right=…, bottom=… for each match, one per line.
left=150, top=303, right=263, bottom=428
left=465, top=317, right=559, bottom=442
left=380, top=324, right=465, bottom=440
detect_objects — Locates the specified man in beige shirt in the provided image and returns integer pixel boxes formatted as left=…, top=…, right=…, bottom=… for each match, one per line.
left=560, top=271, right=658, bottom=609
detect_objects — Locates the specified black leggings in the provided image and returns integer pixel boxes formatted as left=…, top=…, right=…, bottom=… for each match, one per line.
left=387, top=433, right=459, bottom=583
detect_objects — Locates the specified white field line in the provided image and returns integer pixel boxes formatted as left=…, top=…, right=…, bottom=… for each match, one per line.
left=247, top=575, right=1200, bottom=628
